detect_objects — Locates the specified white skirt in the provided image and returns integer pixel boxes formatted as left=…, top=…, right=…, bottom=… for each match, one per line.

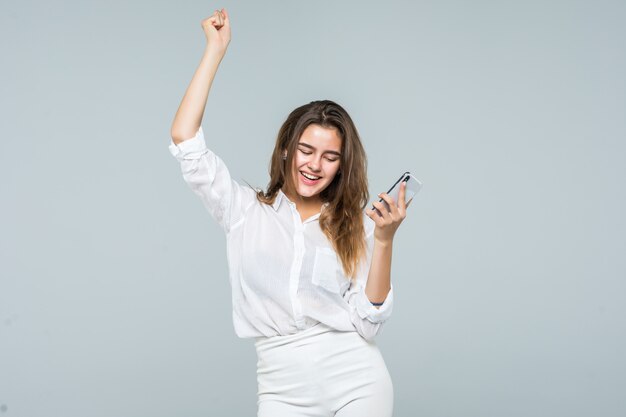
left=254, top=322, right=394, bottom=417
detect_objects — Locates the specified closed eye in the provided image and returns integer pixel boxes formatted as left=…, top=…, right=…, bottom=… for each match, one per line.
left=299, top=149, right=339, bottom=162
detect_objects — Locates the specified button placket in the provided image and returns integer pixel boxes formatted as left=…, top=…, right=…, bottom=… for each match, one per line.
left=288, top=203, right=306, bottom=329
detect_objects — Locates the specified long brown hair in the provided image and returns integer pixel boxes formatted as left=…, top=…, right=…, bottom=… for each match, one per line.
left=256, top=100, right=369, bottom=281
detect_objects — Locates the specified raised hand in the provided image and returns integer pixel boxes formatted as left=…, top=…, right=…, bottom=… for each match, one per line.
left=366, top=181, right=412, bottom=245
left=201, top=8, right=231, bottom=54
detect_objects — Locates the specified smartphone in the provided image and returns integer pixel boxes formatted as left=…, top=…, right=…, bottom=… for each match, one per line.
left=371, top=172, right=422, bottom=215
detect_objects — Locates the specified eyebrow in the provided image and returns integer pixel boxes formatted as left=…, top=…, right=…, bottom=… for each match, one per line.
left=298, top=142, right=342, bottom=157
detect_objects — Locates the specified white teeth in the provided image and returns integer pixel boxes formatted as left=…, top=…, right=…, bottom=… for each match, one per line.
left=301, top=172, right=321, bottom=180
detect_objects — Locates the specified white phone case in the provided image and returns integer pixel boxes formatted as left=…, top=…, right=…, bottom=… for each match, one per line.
left=372, top=171, right=422, bottom=214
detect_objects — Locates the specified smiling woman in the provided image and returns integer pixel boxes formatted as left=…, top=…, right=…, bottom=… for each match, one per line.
left=256, top=101, right=370, bottom=280
left=168, top=7, right=411, bottom=417
left=291, top=124, right=342, bottom=195
left=291, top=124, right=343, bottom=197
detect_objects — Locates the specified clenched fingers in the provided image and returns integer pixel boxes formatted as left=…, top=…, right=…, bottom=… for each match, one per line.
left=378, top=192, right=405, bottom=221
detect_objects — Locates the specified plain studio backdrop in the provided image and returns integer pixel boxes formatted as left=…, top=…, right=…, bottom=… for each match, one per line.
left=1, top=1, right=625, bottom=416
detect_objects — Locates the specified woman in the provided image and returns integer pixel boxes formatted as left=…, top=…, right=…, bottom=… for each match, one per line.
left=169, top=8, right=412, bottom=417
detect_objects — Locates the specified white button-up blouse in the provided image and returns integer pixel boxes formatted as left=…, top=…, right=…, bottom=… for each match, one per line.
left=168, top=126, right=394, bottom=341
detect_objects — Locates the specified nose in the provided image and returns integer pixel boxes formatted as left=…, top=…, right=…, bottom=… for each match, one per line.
left=307, top=157, right=321, bottom=172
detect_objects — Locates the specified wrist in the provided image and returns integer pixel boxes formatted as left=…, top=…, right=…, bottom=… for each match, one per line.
left=374, top=238, right=393, bottom=248
left=204, top=44, right=227, bottom=59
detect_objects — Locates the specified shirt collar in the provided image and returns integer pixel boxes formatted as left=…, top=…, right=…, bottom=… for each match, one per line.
left=272, top=190, right=285, bottom=211
left=272, top=189, right=330, bottom=212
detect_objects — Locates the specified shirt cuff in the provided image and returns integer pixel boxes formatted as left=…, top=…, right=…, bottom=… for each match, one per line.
left=354, top=283, right=394, bottom=323
left=168, top=126, right=207, bottom=160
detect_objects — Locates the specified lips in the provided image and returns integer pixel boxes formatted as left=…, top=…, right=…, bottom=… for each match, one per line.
left=300, top=171, right=321, bottom=180
left=299, top=171, right=321, bottom=185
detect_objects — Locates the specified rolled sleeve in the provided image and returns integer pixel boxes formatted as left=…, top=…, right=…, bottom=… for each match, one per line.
left=343, top=281, right=394, bottom=342
left=354, top=283, right=394, bottom=323
left=168, top=126, right=255, bottom=233
left=169, top=127, right=208, bottom=161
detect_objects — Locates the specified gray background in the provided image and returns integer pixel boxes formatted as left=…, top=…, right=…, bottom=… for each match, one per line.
left=1, top=0, right=625, bottom=416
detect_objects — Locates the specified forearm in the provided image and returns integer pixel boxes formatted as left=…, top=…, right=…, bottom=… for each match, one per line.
left=171, top=46, right=225, bottom=144
left=365, top=239, right=393, bottom=308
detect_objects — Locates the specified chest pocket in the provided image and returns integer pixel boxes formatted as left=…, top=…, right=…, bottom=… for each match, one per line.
left=311, top=247, right=341, bottom=294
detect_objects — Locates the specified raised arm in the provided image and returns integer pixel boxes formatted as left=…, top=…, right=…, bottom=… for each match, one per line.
left=171, top=8, right=231, bottom=144
left=168, top=8, right=255, bottom=234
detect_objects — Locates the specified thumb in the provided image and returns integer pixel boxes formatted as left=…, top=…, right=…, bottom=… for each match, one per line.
left=221, top=8, right=230, bottom=27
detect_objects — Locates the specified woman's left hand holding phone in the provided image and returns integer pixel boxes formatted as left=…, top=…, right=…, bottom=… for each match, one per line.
left=366, top=182, right=411, bottom=245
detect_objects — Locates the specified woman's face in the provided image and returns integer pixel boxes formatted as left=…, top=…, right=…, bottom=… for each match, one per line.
left=288, top=124, right=342, bottom=202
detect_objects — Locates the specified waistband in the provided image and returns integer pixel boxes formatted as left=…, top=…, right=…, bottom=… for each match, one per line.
left=254, top=322, right=336, bottom=353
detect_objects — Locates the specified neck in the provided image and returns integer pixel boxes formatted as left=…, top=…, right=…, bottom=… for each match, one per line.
left=281, top=188, right=322, bottom=209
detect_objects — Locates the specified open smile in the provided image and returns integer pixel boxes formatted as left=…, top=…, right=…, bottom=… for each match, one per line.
left=300, top=171, right=321, bottom=180
left=299, top=171, right=322, bottom=185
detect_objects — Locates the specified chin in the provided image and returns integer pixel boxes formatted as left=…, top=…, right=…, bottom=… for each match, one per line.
left=297, top=186, right=322, bottom=198
left=295, top=181, right=328, bottom=199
